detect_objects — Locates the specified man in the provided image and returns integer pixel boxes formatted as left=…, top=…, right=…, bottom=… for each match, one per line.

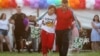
left=56, top=0, right=74, bottom=56
left=10, top=6, right=28, bottom=52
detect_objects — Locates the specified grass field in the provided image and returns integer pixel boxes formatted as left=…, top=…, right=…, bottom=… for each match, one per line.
left=0, top=52, right=58, bottom=56
left=73, top=52, right=100, bottom=56
left=0, top=52, right=100, bottom=56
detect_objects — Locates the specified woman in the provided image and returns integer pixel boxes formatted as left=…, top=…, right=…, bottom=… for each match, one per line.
left=38, top=5, right=56, bottom=56
left=69, top=18, right=84, bottom=53
left=0, top=13, right=12, bottom=52
left=91, top=15, right=100, bottom=51
left=72, top=20, right=80, bottom=40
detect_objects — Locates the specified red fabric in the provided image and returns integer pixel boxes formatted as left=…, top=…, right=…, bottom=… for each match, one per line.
left=56, top=8, right=74, bottom=30
left=41, top=30, right=55, bottom=54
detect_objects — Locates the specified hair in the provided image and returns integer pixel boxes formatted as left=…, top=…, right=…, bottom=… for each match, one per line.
left=48, top=5, right=56, bottom=13
left=29, top=15, right=33, bottom=17
left=0, top=13, right=6, bottom=19
left=62, top=0, right=68, bottom=4
left=93, top=15, right=100, bottom=22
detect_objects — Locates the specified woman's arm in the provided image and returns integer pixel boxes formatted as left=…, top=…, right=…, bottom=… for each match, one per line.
left=91, top=22, right=98, bottom=29
left=91, top=22, right=99, bottom=32
left=77, top=19, right=83, bottom=32
left=8, top=24, right=10, bottom=31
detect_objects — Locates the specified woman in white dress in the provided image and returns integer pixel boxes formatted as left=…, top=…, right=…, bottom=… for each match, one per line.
left=0, top=13, right=12, bottom=52
left=91, top=15, right=100, bottom=51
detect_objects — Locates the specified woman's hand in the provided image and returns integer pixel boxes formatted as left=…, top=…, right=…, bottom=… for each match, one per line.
left=79, top=27, right=83, bottom=32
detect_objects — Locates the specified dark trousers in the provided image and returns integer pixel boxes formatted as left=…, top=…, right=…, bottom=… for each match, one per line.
left=32, top=38, right=37, bottom=51
left=14, top=39, right=21, bottom=52
left=56, top=29, right=71, bottom=56
left=14, top=35, right=23, bottom=51
left=14, top=31, right=25, bottom=51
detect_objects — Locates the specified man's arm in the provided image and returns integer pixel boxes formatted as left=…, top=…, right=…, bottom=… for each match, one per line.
left=9, top=14, right=15, bottom=24
left=69, top=11, right=75, bottom=29
left=21, top=13, right=29, bottom=31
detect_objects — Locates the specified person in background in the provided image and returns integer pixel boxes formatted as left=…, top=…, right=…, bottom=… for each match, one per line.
left=23, top=16, right=31, bottom=52
left=38, top=5, right=56, bottom=56
left=70, top=18, right=82, bottom=52
left=91, top=15, right=100, bottom=51
left=55, top=0, right=74, bottom=56
left=0, top=13, right=12, bottom=52
left=31, top=24, right=40, bottom=52
left=28, top=15, right=40, bottom=52
left=8, top=20, right=14, bottom=51
left=10, top=6, right=28, bottom=53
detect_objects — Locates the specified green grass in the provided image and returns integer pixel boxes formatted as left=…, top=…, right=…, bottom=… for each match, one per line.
left=0, top=52, right=58, bottom=56
left=72, top=52, right=100, bottom=56
left=0, top=52, right=100, bottom=56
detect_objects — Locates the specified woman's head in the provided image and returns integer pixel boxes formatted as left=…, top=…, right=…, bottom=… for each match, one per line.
left=93, top=15, right=100, bottom=22
left=48, top=5, right=56, bottom=15
left=0, top=13, right=6, bottom=20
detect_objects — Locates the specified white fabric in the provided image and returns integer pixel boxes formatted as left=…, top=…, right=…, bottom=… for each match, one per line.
left=15, top=0, right=24, bottom=7
left=8, top=24, right=14, bottom=48
left=72, top=10, right=100, bottom=29
left=86, top=0, right=95, bottom=9
left=0, top=19, right=9, bottom=30
left=38, top=14, right=56, bottom=33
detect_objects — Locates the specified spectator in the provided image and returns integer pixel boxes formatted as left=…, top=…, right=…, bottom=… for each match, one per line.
left=28, top=15, right=40, bottom=52
left=10, top=6, right=28, bottom=53
left=0, top=13, right=12, bottom=52
left=71, top=18, right=82, bottom=52
left=91, top=15, right=100, bottom=51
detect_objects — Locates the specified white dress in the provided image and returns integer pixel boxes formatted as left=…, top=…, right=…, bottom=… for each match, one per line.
left=91, top=22, right=100, bottom=41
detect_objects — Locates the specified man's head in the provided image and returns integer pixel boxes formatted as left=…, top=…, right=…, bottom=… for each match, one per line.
left=61, top=0, right=68, bottom=10
left=16, top=6, right=21, bottom=13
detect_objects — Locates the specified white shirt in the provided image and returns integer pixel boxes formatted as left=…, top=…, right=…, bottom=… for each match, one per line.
left=38, top=14, right=56, bottom=33
left=0, top=19, right=9, bottom=30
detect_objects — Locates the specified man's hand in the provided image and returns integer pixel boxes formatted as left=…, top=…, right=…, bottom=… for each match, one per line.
left=9, top=19, right=15, bottom=24
left=25, top=26, right=29, bottom=32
